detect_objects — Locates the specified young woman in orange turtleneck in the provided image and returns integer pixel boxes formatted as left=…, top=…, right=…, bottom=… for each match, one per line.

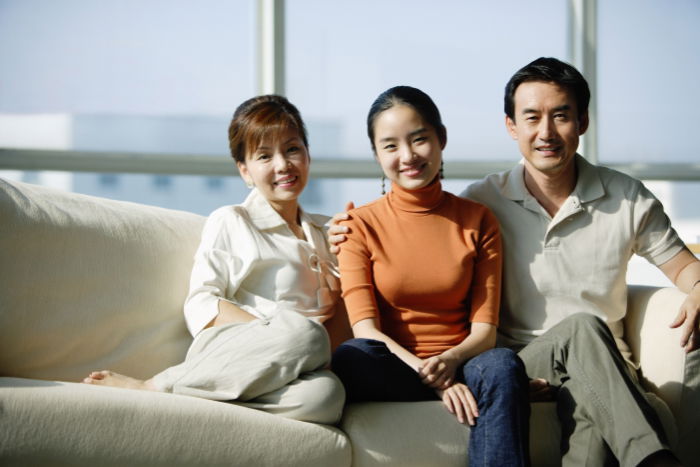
left=332, top=86, right=530, bottom=466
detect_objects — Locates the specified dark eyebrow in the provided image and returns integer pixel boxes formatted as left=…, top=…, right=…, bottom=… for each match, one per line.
left=409, top=128, right=428, bottom=137
left=378, top=128, right=428, bottom=143
left=521, top=105, right=571, bottom=115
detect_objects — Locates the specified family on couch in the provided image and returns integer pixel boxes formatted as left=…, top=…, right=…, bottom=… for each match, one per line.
left=83, top=57, right=700, bottom=466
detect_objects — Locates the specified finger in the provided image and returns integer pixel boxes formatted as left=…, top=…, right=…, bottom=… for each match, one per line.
left=329, top=215, right=347, bottom=228
left=329, top=233, right=347, bottom=244
left=448, top=391, right=467, bottom=424
left=441, top=376, right=454, bottom=389
left=464, top=387, right=479, bottom=419
left=328, top=224, right=349, bottom=235
left=669, top=309, right=686, bottom=329
left=420, top=358, right=437, bottom=375
left=420, top=372, right=438, bottom=386
left=685, top=330, right=700, bottom=353
left=420, top=360, right=443, bottom=383
left=441, top=390, right=455, bottom=414
left=454, top=389, right=474, bottom=426
left=344, top=201, right=355, bottom=211
left=680, top=318, right=694, bottom=348
left=431, top=371, right=451, bottom=389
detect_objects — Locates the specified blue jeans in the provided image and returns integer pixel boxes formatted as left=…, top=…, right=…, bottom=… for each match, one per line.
left=332, top=339, right=530, bottom=466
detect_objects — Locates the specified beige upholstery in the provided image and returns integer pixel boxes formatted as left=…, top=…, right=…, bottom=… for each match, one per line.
left=0, top=178, right=692, bottom=465
left=340, top=401, right=561, bottom=467
left=625, top=286, right=698, bottom=463
left=0, top=178, right=204, bottom=381
left=0, top=377, right=350, bottom=466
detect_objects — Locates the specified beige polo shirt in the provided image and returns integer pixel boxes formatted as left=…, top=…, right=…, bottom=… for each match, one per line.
left=462, top=155, right=685, bottom=350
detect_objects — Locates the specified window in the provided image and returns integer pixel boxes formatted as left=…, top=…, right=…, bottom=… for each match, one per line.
left=1, top=0, right=698, bottom=247
left=598, top=0, right=700, bottom=163
left=286, top=0, right=567, bottom=162
left=0, top=0, right=253, bottom=153
left=98, top=174, right=119, bottom=189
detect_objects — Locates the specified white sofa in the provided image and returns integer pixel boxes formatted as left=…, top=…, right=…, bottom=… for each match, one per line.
left=0, top=177, right=694, bottom=466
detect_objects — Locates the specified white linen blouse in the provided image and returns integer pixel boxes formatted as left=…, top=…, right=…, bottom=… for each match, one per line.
left=183, top=188, right=340, bottom=337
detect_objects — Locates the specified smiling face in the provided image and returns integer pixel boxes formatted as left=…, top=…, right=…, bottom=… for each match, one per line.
left=506, top=80, right=589, bottom=179
left=372, top=104, right=444, bottom=190
left=236, top=128, right=310, bottom=211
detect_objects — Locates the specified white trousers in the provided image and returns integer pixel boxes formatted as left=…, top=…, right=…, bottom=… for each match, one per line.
left=152, top=310, right=345, bottom=424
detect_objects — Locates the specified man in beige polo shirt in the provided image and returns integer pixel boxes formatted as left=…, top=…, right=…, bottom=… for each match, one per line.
left=461, top=57, right=700, bottom=466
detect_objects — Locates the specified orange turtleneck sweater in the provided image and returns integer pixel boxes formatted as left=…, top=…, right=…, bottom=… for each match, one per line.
left=338, top=179, right=502, bottom=358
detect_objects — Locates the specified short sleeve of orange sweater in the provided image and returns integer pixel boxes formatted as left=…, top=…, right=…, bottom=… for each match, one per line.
left=337, top=181, right=502, bottom=358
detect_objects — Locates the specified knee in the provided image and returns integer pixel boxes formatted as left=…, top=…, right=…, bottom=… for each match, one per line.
left=466, top=348, right=528, bottom=390
left=332, top=338, right=386, bottom=371
left=474, top=347, right=525, bottom=372
left=335, top=338, right=384, bottom=354
left=276, top=312, right=330, bottom=355
left=296, top=372, right=346, bottom=425
left=559, top=312, right=610, bottom=339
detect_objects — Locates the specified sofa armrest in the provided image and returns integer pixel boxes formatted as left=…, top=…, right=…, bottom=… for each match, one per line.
left=624, top=285, right=687, bottom=416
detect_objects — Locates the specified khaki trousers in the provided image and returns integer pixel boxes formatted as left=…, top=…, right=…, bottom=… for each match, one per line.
left=152, top=310, right=345, bottom=425
left=518, top=313, right=668, bottom=467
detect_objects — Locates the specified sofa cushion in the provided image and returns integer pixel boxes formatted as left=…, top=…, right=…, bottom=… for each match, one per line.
left=340, top=400, right=561, bottom=466
left=0, top=377, right=351, bottom=466
left=0, top=178, right=205, bottom=381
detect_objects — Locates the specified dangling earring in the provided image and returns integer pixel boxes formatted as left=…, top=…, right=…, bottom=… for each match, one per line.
left=245, top=180, right=254, bottom=189
left=381, top=175, right=386, bottom=195
left=440, top=160, right=444, bottom=179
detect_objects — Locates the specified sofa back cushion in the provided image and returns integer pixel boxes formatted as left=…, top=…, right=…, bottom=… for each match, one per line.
left=0, top=178, right=206, bottom=381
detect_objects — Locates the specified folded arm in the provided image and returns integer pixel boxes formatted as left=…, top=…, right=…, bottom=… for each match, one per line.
left=204, top=299, right=257, bottom=329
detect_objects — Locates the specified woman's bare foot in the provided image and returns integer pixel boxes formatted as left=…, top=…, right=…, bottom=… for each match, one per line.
left=82, top=370, right=158, bottom=391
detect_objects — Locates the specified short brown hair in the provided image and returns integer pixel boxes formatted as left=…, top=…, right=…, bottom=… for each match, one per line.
left=228, top=95, right=308, bottom=163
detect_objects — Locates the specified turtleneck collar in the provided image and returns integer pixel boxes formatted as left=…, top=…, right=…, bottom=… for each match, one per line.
left=388, top=177, right=445, bottom=213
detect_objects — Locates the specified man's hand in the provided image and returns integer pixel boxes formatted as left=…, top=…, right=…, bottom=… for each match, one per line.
left=670, top=286, right=700, bottom=353
left=659, top=249, right=700, bottom=353
left=436, top=383, right=479, bottom=425
left=418, top=353, right=459, bottom=390
left=328, top=201, right=354, bottom=254
left=529, top=377, right=556, bottom=402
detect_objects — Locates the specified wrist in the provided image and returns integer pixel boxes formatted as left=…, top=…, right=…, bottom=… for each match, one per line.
left=440, top=349, right=461, bottom=366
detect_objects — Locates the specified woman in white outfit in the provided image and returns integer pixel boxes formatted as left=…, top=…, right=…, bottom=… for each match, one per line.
left=83, top=95, right=345, bottom=425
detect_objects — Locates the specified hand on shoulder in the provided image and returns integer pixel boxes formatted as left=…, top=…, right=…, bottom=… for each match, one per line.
left=328, top=201, right=355, bottom=254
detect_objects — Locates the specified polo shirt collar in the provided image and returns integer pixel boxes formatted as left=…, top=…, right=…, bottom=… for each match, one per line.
left=501, top=160, right=528, bottom=201
left=242, top=188, right=325, bottom=231
left=572, top=154, right=605, bottom=204
left=500, top=154, right=605, bottom=205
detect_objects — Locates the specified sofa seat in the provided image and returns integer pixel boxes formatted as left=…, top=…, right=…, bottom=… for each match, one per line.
left=0, top=377, right=350, bottom=466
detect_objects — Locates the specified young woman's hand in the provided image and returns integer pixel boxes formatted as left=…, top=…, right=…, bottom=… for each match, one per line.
left=328, top=201, right=355, bottom=254
left=436, top=383, right=479, bottom=425
left=418, top=353, right=459, bottom=389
